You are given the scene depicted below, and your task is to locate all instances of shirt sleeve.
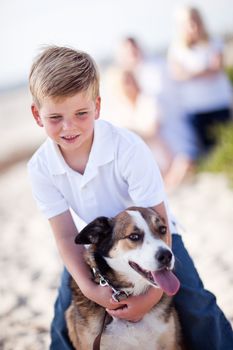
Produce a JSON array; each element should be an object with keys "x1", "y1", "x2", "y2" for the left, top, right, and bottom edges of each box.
[
  {"x1": 119, "y1": 138, "x2": 166, "y2": 207},
  {"x1": 27, "y1": 159, "x2": 69, "y2": 219}
]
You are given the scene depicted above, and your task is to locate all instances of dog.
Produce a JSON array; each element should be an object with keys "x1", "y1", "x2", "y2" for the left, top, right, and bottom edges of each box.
[{"x1": 66, "y1": 206, "x2": 184, "y2": 350}]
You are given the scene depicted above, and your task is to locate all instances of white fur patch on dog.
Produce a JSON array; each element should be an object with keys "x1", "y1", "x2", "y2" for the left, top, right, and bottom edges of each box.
[{"x1": 105, "y1": 209, "x2": 174, "y2": 295}]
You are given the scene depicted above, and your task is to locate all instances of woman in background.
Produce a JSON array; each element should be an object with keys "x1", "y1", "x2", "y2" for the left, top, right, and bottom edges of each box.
[
  {"x1": 168, "y1": 6, "x2": 232, "y2": 155},
  {"x1": 160, "y1": 5, "x2": 233, "y2": 190}
]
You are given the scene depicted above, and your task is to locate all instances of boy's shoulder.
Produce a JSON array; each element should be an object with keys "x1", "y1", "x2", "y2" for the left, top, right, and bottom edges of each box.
[
  {"x1": 27, "y1": 138, "x2": 55, "y2": 173},
  {"x1": 96, "y1": 120, "x2": 151, "y2": 166},
  {"x1": 97, "y1": 119, "x2": 144, "y2": 149}
]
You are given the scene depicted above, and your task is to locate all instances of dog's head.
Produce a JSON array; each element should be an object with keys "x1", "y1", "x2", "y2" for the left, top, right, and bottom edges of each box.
[{"x1": 75, "y1": 207, "x2": 180, "y2": 296}]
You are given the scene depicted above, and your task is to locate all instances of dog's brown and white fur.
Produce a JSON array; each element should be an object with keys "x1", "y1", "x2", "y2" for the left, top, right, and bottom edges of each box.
[{"x1": 66, "y1": 207, "x2": 184, "y2": 350}]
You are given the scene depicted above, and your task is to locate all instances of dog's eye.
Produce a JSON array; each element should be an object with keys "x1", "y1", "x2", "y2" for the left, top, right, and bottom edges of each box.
[
  {"x1": 128, "y1": 233, "x2": 142, "y2": 241},
  {"x1": 159, "y1": 225, "x2": 167, "y2": 235}
]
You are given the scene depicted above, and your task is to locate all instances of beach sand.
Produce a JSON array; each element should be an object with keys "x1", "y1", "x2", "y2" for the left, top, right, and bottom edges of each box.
[{"x1": 0, "y1": 88, "x2": 233, "y2": 349}]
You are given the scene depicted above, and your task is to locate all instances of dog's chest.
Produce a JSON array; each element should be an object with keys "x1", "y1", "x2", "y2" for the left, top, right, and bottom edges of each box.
[{"x1": 101, "y1": 309, "x2": 177, "y2": 350}]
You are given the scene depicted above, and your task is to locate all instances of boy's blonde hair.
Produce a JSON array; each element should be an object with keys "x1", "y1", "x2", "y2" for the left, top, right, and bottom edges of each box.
[{"x1": 29, "y1": 45, "x2": 100, "y2": 107}]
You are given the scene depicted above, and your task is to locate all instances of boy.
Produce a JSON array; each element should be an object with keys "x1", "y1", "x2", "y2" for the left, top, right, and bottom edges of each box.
[{"x1": 28, "y1": 46, "x2": 233, "y2": 349}]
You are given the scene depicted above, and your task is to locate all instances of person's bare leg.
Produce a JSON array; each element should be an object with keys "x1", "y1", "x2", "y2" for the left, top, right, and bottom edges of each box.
[{"x1": 164, "y1": 155, "x2": 195, "y2": 192}]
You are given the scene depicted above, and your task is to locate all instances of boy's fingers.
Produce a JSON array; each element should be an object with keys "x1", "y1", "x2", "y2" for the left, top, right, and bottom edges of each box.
[
  {"x1": 110, "y1": 297, "x2": 127, "y2": 305},
  {"x1": 106, "y1": 305, "x2": 127, "y2": 316},
  {"x1": 106, "y1": 308, "x2": 142, "y2": 322}
]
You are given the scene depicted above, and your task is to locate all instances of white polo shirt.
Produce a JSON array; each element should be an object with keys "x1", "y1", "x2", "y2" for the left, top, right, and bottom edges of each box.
[{"x1": 28, "y1": 120, "x2": 174, "y2": 231}]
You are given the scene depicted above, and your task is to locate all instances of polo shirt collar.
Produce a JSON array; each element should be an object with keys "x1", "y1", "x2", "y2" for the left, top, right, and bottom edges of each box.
[
  {"x1": 46, "y1": 120, "x2": 115, "y2": 179},
  {"x1": 88, "y1": 119, "x2": 114, "y2": 167},
  {"x1": 46, "y1": 138, "x2": 66, "y2": 175}
]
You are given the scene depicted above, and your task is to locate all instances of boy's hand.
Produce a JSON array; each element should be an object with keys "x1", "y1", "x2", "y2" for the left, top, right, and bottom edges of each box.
[
  {"x1": 106, "y1": 287, "x2": 163, "y2": 322},
  {"x1": 84, "y1": 283, "x2": 124, "y2": 311},
  {"x1": 83, "y1": 276, "x2": 164, "y2": 321}
]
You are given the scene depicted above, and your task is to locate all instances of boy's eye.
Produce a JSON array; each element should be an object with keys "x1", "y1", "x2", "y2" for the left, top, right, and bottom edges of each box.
[
  {"x1": 49, "y1": 115, "x2": 62, "y2": 121},
  {"x1": 76, "y1": 111, "x2": 87, "y2": 118}
]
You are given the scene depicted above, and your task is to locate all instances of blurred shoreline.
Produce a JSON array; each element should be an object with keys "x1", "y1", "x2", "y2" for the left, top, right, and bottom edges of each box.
[{"x1": 0, "y1": 88, "x2": 45, "y2": 172}]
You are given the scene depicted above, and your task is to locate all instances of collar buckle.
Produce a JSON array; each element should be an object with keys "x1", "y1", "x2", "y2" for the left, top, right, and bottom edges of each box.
[{"x1": 92, "y1": 267, "x2": 129, "y2": 302}]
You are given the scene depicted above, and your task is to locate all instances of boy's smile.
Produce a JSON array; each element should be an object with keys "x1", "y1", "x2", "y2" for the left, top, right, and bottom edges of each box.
[{"x1": 31, "y1": 91, "x2": 100, "y2": 164}]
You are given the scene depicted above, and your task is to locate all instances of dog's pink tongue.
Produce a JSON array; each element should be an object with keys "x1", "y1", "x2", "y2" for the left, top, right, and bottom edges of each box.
[{"x1": 151, "y1": 270, "x2": 180, "y2": 296}]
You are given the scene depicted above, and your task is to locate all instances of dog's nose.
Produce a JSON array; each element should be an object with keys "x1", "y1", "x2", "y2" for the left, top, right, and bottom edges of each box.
[{"x1": 155, "y1": 248, "x2": 172, "y2": 267}]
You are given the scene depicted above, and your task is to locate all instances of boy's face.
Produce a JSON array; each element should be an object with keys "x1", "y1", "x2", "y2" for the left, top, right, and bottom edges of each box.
[{"x1": 31, "y1": 91, "x2": 100, "y2": 156}]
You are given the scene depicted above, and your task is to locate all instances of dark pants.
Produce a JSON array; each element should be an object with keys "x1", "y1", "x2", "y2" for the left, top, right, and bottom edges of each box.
[
  {"x1": 50, "y1": 234, "x2": 233, "y2": 350},
  {"x1": 189, "y1": 107, "x2": 231, "y2": 154}
]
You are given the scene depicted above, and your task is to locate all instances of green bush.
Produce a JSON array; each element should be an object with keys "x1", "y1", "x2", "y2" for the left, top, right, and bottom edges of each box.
[
  {"x1": 225, "y1": 66, "x2": 233, "y2": 86},
  {"x1": 198, "y1": 123, "x2": 233, "y2": 185}
]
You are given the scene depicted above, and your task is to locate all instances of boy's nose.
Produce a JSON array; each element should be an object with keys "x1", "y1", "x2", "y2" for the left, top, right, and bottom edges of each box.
[{"x1": 62, "y1": 118, "x2": 74, "y2": 130}]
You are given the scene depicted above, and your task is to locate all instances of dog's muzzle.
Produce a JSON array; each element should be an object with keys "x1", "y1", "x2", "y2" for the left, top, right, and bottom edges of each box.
[{"x1": 129, "y1": 248, "x2": 180, "y2": 297}]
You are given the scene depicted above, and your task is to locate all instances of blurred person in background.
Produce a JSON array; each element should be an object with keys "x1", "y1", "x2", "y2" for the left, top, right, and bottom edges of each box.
[
  {"x1": 101, "y1": 36, "x2": 164, "y2": 124},
  {"x1": 101, "y1": 37, "x2": 175, "y2": 175},
  {"x1": 168, "y1": 5, "x2": 233, "y2": 158},
  {"x1": 152, "y1": 77, "x2": 200, "y2": 192},
  {"x1": 159, "y1": 5, "x2": 233, "y2": 191},
  {"x1": 101, "y1": 36, "x2": 200, "y2": 191},
  {"x1": 101, "y1": 68, "x2": 160, "y2": 142}
]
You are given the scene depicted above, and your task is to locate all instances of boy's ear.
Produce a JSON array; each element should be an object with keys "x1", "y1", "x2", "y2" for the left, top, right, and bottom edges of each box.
[
  {"x1": 94, "y1": 96, "x2": 101, "y2": 120},
  {"x1": 31, "y1": 103, "x2": 44, "y2": 127},
  {"x1": 75, "y1": 216, "x2": 113, "y2": 245}
]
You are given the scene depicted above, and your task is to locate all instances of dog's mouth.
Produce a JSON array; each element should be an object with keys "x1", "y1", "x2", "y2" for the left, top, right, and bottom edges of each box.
[{"x1": 128, "y1": 261, "x2": 180, "y2": 296}]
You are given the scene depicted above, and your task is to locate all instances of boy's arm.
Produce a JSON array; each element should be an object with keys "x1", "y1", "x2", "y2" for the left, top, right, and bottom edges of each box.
[
  {"x1": 49, "y1": 210, "x2": 119, "y2": 310},
  {"x1": 107, "y1": 201, "x2": 171, "y2": 322},
  {"x1": 169, "y1": 52, "x2": 223, "y2": 81}
]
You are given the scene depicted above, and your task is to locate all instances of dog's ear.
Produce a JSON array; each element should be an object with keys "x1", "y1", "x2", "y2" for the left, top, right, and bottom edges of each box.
[
  {"x1": 75, "y1": 216, "x2": 113, "y2": 245},
  {"x1": 149, "y1": 207, "x2": 167, "y2": 234}
]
